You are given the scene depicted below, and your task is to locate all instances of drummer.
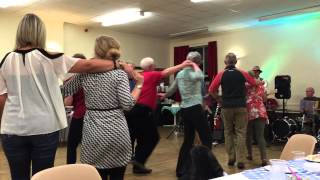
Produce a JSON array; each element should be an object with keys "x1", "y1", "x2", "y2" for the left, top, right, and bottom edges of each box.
[{"x1": 300, "y1": 87, "x2": 320, "y2": 136}]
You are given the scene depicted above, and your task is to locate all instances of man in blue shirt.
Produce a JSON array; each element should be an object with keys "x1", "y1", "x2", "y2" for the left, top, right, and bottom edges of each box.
[{"x1": 163, "y1": 51, "x2": 212, "y2": 178}]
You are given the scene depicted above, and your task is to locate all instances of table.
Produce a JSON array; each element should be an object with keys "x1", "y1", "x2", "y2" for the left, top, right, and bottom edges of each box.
[
  {"x1": 162, "y1": 105, "x2": 181, "y2": 125},
  {"x1": 212, "y1": 160, "x2": 320, "y2": 180},
  {"x1": 161, "y1": 105, "x2": 181, "y2": 138}
]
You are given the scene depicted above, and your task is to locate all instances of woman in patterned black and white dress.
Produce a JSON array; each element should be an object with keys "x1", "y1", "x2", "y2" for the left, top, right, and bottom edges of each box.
[{"x1": 63, "y1": 35, "x2": 143, "y2": 180}]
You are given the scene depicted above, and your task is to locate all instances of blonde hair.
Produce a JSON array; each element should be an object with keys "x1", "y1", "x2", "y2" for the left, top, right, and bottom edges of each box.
[
  {"x1": 94, "y1": 35, "x2": 120, "y2": 60},
  {"x1": 15, "y1": 13, "x2": 46, "y2": 49}
]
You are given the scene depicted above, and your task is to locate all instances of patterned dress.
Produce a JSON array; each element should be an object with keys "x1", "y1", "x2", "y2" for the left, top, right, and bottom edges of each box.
[
  {"x1": 246, "y1": 82, "x2": 268, "y2": 121},
  {"x1": 63, "y1": 69, "x2": 135, "y2": 169}
]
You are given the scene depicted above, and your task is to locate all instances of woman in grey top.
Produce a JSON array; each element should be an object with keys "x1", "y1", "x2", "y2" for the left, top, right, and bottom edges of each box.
[{"x1": 63, "y1": 35, "x2": 143, "y2": 180}]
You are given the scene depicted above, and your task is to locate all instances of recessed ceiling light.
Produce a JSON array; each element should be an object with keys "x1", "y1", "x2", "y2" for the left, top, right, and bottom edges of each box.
[
  {"x1": 93, "y1": 8, "x2": 152, "y2": 27},
  {"x1": 190, "y1": 0, "x2": 214, "y2": 3},
  {"x1": 0, "y1": 0, "x2": 38, "y2": 8}
]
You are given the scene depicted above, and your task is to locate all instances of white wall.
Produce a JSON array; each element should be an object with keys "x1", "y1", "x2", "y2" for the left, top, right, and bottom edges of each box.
[
  {"x1": 0, "y1": 14, "x2": 170, "y2": 69},
  {"x1": 170, "y1": 19, "x2": 320, "y2": 110},
  {"x1": 0, "y1": 15, "x2": 64, "y2": 57},
  {"x1": 63, "y1": 23, "x2": 170, "y2": 68}
]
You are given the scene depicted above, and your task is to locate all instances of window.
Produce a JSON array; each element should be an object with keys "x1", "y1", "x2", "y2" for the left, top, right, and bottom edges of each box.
[{"x1": 189, "y1": 45, "x2": 208, "y2": 78}]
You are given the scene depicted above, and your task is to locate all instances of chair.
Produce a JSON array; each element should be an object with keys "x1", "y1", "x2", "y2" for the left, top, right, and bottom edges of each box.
[
  {"x1": 31, "y1": 164, "x2": 102, "y2": 180},
  {"x1": 280, "y1": 134, "x2": 317, "y2": 160}
]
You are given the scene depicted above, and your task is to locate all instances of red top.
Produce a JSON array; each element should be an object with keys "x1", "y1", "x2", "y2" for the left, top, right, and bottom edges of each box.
[
  {"x1": 72, "y1": 88, "x2": 86, "y2": 119},
  {"x1": 209, "y1": 69, "x2": 256, "y2": 93},
  {"x1": 137, "y1": 71, "x2": 163, "y2": 110}
]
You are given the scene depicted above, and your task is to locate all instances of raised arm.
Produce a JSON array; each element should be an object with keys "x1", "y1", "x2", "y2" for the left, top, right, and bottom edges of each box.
[
  {"x1": 208, "y1": 72, "x2": 223, "y2": 102},
  {"x1": 62, "y1": 75, "x2": 82, "y2": 97},
  {"x1": 116, "y1": 70, "x2": 142, "y2": 111},
  {"x1": 189, "y1": 63, "x2": 204, "y2": 81},
  {"x1": 69, "y1": 59, "x2": 116, "y2": 73},
  {"x1": 240, "y1": 70, "x2": 258, "y2": 86},
  {"x1": 160, "y1": 60, "x2": 192, "y2": 78}
]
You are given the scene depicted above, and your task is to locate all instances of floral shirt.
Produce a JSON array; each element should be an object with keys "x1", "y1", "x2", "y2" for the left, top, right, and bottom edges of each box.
[{"x1": 246, "y1": 82, "x2": 268, "y2": 121}]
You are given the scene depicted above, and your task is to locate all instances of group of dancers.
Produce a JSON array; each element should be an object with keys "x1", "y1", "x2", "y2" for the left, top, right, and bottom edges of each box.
[{"x1": 4, "y1": 12, "x2": 314, "y2": 180}]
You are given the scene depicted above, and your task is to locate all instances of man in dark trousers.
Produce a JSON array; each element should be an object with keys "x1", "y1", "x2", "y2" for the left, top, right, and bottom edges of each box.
[
  {"x1": 209, "y1": 53, "x2": 258, "y2": 169},
  {"x1": 126, "y1": 57, "x2": 192, "y2": 174}
]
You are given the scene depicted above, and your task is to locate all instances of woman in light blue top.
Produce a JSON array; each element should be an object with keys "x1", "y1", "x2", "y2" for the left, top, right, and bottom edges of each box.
[{"x1": 163, "y1": 51, "x2": 213, "y2": 178}]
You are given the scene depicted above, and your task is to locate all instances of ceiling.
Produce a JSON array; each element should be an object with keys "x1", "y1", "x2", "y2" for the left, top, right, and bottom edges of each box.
[{"x1": 1, "y1": 0, "x2": 320, "y2": 38}]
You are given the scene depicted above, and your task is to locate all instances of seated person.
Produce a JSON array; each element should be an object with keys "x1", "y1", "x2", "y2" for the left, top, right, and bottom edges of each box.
[{"x1": 300, "y1": 87, "x2": 320, "y2": 135}]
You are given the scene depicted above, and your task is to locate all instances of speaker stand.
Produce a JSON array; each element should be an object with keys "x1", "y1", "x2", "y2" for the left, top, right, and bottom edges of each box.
[{"x1": 282, "y1": 98, "x2": 285, "y2": 118}]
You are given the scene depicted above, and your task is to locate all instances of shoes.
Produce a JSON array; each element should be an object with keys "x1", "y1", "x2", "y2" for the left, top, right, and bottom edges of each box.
[
  {"x1": 261, "y1": 159, "x2": 268, "y2": 166},
  {"x1": 227, "y1": 160, "x2": 235, "y2": 166},
  {"x1": 133, "y1": 166, "x2": 152, "y2": 174},
  {"x1": 176, "y1": 172, "x2": 183, "y2": 178},
  {"x1": 132, "y1": 160, "x2": 152, "y2": 174},
  {"x1": 247, "y1": 155, "x2": 253, "y2": 161},
  {"x1": 237, "y1": 162, "x2": 245, "y2": 169}
]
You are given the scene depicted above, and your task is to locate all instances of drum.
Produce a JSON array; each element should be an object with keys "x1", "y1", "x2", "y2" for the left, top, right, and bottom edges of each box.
[{"x1": 272, "y1": 117, "x2": 297, "y2": 138}]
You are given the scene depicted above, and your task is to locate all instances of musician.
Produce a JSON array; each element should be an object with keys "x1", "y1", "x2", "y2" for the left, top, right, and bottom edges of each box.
[
  {"x1": 300, "y1": 87, "x2": 320, "y2": 136},
  {"x1": 245, "y1": 69, "x2": 268, "y2": 166}
]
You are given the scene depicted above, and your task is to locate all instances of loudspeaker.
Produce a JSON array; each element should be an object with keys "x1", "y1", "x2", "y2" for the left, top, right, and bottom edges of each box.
[{"x1": 275, "y1": 75, "x2": 291, "y2": 99}]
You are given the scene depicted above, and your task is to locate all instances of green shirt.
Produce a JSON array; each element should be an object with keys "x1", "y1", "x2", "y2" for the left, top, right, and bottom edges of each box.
[{"x1": 166, "y1": 67, "x2": 204, "y2": 108}]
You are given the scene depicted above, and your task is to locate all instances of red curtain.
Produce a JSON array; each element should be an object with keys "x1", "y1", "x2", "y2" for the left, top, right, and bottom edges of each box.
[
  {"x1": 173, "y1": 46, "x2": 189, "y2": 101},
  {"x1": 174, "y1": 46, "x2": 189, "y2": 65},
  {"x1": 207, "y1": 41, "x2": 218, "y2": 79}
]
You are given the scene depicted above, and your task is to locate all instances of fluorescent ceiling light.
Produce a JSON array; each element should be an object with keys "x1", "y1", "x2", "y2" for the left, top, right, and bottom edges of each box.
[
  {"x1": 0, "y1": 0, "x2": 38, "y2": 8},
  {"x1": 258, "y1": 4, "x2": 320, "y2": 21},
  {"x1": 191, "y1": 0, "x2": 213, "y2": 3},
  {"x1": 93, "y1": 8, "x2": 152, "y2": 27},
  {"x1": 169, "y1": 27, "x2": 208, "y2": 37}
]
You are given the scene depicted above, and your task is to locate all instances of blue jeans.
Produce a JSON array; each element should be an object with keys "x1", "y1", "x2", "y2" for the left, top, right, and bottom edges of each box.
[{"x1": 1, "y1": 131, "x2": 59, "y2": 180}]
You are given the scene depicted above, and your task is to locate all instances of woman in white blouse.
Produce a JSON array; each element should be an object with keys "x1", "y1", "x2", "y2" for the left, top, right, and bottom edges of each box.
[{"x1": 0, "y1": 13, "x2": 130, "y2": 180}]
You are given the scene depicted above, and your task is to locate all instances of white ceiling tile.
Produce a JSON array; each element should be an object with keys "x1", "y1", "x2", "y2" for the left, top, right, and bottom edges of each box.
[{"x1": 1, "y1": 0, "x2": 319, "y2": 37}]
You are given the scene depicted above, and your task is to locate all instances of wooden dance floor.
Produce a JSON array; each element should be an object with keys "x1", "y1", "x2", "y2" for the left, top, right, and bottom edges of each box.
[{"x1": 0, "y1": 127, "x2": 283, "y2": 180}]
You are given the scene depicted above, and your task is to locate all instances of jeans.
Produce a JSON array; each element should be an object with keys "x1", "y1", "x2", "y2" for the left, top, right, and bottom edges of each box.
[{"x1": 1, "y1": 131, "x2": 59, "y2": 180}]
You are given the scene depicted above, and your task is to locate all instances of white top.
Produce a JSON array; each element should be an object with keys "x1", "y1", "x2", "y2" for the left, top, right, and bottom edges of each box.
[{"x1": 0, "y1": 48, "x2": 78, "y2": 135}]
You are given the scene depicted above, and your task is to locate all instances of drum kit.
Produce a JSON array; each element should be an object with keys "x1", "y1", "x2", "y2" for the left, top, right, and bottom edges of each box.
[
  {"x1": 265, "y1": 97, "x2": 303, "y2": 141},
  {"x1": 271, "y1": 116, "x2": 300, "y2": 139},
  {"x1": 266, "y1": 98, "x2": 320, "y2": 142},
  {"x1": 208, "y1": 97, "x2": 319, "y2": 145}
]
